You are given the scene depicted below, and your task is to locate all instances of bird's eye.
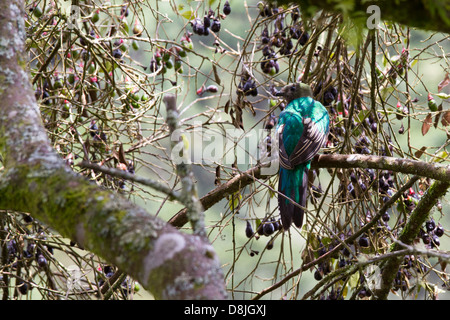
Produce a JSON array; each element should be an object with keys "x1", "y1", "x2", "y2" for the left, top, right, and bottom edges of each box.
[{"x1": 290, "y1": 86, "x2": 295, "y2": 91}]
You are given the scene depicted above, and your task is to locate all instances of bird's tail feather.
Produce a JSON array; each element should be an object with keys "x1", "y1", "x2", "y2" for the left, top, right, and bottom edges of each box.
[{"x1": 278, "y1": 167, "x2": 308, "y2": 229}]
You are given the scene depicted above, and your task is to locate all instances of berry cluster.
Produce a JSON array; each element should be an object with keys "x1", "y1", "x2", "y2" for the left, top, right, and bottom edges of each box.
[
  {"x1": 236, "y1": 73, "x2": 258, "y2": 97},
  {"x1": 311, "y1": 236, "x2": 354, "y2": 300},
  {"x1": 402, "y1": 187, "x2": 420, "y2": 212},
  {"x1": 419, "y1": 218, "x2": 444, "y2": 248},
  {"x1": 260, "y1": 40, "x2": 280, "y2": 75},
  {"x1": 365, "y1": 113, "x2": 379, "y2": 135},
  {"x1": 354, "y1": 135, "x2": 371, "y2": 155},
  {"x1": 245, "y1": 217, "x2": 281, "y2": 254},
  {"x1": 313, "y1": 82, "x2": 338, "y2": 107},
  {"x1": 257, "y1": 4, "x2": 309, "y2": 75},
  {"x1": 4, "y1": 220, "x2": 56, "y2": 295},
  {"x1": 190, "y1": 4, "x2": 228, "y2": 37},
  {"x1": 392, "y1": 254, "x2": 429, "y2": 293},
  {"x1": 256, "y1": 218, "x2": 281, "y2": 237},
  {"x1": 245, "y1": 218, "x2": 281, "y2": 239}
]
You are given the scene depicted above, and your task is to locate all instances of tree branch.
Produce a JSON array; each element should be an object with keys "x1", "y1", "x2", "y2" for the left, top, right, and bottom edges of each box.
[
  {"x1": 169, "y1": 154, "x2": 450, "y2": 228},
  {"x1": 163, "y1": 94, "x2": 206, "y2": 238},
  {"x1": 79, "y1": 161, "x2": 181, "y2": 202}
]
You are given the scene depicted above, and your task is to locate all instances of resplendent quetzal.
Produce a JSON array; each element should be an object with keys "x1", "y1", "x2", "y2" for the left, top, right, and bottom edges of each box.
[{"x1": 275, "y1": 83, "x2": 330, "y2": 229}]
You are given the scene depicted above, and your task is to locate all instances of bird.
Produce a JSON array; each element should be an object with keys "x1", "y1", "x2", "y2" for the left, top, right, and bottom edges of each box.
[{"x1": 275, "y1": 83, "x2": 330, "y2": 230}]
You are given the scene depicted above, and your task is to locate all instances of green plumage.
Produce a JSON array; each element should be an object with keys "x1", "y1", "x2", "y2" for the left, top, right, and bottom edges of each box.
[{"x1": 277, "y1": 84, "x2": 330, "y2": 229}]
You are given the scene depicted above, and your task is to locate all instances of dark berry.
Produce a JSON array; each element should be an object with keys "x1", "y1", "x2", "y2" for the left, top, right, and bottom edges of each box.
[
  {"x1": 370, "y1": 122, "x2": 378, "y2": 134},
  {"x1": 264, "y1": 113, "x2": 276, "y2": 130},
  {"x1": 223, "y1": 1, "x2": 231, "y2": 15},
  {"x1": 425, "y1": 219, "x2": 436, "y2": 232},
  {"x1": 314, "y1": 269, "x2": 323, "y2": 281},
  {"x1": 37, "y1": 254, "x2": 47, "y2": 268},
  {"x1": 89, "y1": 120, "x2": 99, "y2": 137},
  {"x1": 291, "y1": 8, "x2": 300, "y2": 21},
  {"x1": 359, "y1": 236, "x2": 369, "y2": 247},
  {"x1": 342, "y1": 247, "x2": 351, "y2": 257},
  {"x1": 316, "y1": 243, "x2": 326, "y2": 256},
  {"x1": 435, "y1": 225, "x2": 444, "y2": 237},
  {"x1": 311, "y1": 185, "x2": 323, "y2": 198},
  {"x1": 206, "y1": 85, "x2": 218, "y2": 93},
  {"x1": 17, "y1": 281, "x2": 28, "y2": 295},
  {"x1": 348, "y1": 183, "x2": 356, "y2": 198},
  {"x1": 103, "y1": 265, "x2": 113, "y2": 274},
  {"x1": 211, "y1": 19, "x2": 221, "y2": 32},
  {"x1": 256, "y1": 223, "x2": 264, "y2": 236},
  {"x1": 262, "y1": 222, "x2": 275, "y2": 236},
  {"x1": 195, "y1": 24, "x2": 205, "y2": 35},
  {"x1": 323, "y1": 91, "x2": 335, "y2": 106},
  {"x1": 422, "y1": 232, "x2": 431, "y2": 245},
  {"x1": 299, "y1": 32, "x2": 309, "y2": 46},
  {"x1": 266, "y1": 238, "x2": 274, "y2": 250},
  {"x1": 272, "y1": 219, "x2": 281, "y2": 231},
  {"x1": 7, "y1": 240, "x2": 17, "y2": 256},
  {"x1": 203, "y1": 16, "x2": 211, "y2": 28},
  {"x1": 245, "y1": 221, "x2": 254, "y2": 238},
  {"x1": 121, "y1": 5, "x2": 129, "y2": 17},
  {"x1": 149, "y1": 58, "x2": 158, "y2": 72},
  {"x1": 431, "y1": 235, "x2": 440, "y2": 247}
]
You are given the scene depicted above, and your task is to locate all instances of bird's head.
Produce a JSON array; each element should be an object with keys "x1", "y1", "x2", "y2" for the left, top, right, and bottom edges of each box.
[{"x1": 275, "y1": 83, "x2": 312, "y2": 103}]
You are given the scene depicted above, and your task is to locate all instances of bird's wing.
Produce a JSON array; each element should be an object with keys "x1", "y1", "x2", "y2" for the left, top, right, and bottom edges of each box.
[
  {"x1": 278, "y1": 126, "x2": 295, "y2": 170},
  {"x1": 288, "y1": 117, "x2": 328, "y2": 167}
]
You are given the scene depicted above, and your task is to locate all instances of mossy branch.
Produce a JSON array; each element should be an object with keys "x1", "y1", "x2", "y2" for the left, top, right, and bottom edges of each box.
[
  {"x1": 374, "y1": 179, "x2": 450, "y2": 300},
  {"x1": 0, "y1": 0, "x2": 226, "y2": 300}
]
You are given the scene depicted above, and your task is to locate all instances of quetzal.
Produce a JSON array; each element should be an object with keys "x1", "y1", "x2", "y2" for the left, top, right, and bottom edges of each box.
[{"x1": 275, "y1": 83, "x2": 330, "y2": 229}]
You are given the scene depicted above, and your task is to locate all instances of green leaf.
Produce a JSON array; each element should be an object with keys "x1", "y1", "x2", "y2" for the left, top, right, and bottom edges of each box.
[
  {"x1": 321, "y1": 237, "x2": 332, "y2": 247},
  {"x1": 433, "y1": 150, "x2": 448, "y2": 162},
  {"x1": 357, "y1": 109, "x2": 371, "y2": 123},
  {"x1": 348, "y1": 272, "x2": 360, "y2": 288},
  {"x1": 181, "y1": 10, "x2": 194, "y2": 20},
  {"x1": 380, "y1": 86, "x2": 394, "y2": 100}
]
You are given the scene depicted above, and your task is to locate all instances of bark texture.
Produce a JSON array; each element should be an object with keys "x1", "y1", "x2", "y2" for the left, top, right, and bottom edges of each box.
[{"x1": 0, "y1": 0, "x2": 227, "y2": 300}]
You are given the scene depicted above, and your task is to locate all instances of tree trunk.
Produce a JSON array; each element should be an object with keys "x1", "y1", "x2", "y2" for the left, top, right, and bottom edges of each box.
[{"x1": 0, "y1": 0, "x2": 227, "y2": 300}]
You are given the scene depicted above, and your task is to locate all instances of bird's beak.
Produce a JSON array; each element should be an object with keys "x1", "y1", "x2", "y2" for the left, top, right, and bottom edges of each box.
[{"x1": 274, "y1": 89, "x2": 284, "y2": 97}]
